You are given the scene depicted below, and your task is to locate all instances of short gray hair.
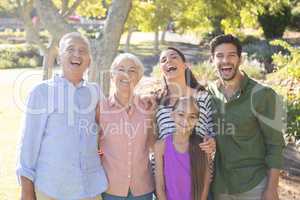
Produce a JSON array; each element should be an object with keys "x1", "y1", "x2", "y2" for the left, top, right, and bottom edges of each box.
[
  {"x1": 59, "y1": 32, "x2": 91, "y2": 55},
  {"x1": 111, "y1": 53, "x2": 144, "y2": 79}
]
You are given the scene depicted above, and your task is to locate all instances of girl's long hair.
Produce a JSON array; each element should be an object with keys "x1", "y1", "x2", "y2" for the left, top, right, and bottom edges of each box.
[
  {"x1": 156, "y1": 47, "x2": 205, "y2": 106},
  {"x1": 189, "y1": 130, "x2": 208, "y2": 200}
]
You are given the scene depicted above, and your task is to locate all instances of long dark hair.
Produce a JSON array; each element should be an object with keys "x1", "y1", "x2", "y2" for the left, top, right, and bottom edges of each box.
[
  {"x1": 189, "y1": 131, "x2": 208, "y2": 200},
  {"x1": 156, "y1": 47, "x2": 205, "y2": 106}
]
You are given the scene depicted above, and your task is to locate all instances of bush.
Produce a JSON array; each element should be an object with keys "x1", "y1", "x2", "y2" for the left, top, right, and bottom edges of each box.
[
  {"x1": 240, "y1": 54, "x2": 266, "y2": 80},
  {"x1": 290, "y1": 13, "x2": 300, "y2": 31},
  {"x1": 289, "y1": 5, "x2": 300, "y2": 31},
  {"x1": 241, "y1": 35, "x2": 261, "y2": 45},
  {"x1": 258, "y1": 5, "x2": 292, "y2": 39},
  {"x1": 268, "y1": 40, "x2": 300, "y2": 142},
  {"x1": 243, "y1": 40, "x2": 288, "y2": 73},
  {"x1": 0, "y1": 44, "x2": 42, "y2": 69},
  {"x1": 191, "y1": 61, "x2": 217, "y2": 85},
  {"x1": 287, "y1": 94, "x2": 300, "y2": 141},
  {"x1": 271, "y1": 39, "x2": 300, "y2": 79}
]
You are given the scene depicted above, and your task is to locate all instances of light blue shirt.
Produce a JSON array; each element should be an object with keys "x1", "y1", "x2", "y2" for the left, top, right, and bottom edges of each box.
[{"x1": 17, "y1": 75, "x2": 107, "y2": 199}]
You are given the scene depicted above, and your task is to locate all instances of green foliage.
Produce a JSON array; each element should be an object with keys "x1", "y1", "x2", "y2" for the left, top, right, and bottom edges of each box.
[
  {"x1": 287, "y1": 94, "x2": 300, "y2": 141},
  {"x1": 126, "y1": 0, "x2": 185, "y2": 33},
  {"x1": 242, "y1": 39, "x2": 289, "y2": 72},
  {"x1": 175, "y1": 0, "x2": 213, "y2": 34},
  {"x1": 0, "y1": 0, "x2": 16, "y2": 17},
  {"x1": 132, "y1": 1, "x2": 157, "y2": 32},
  {"x1": 240, "y1": 57, "x2": 266, "y2": 80},
  {"x1": 52, "y1": 0, "x2": 107, "y2": 18},
  {"x1": 174, "y1": 0, "x2": 294, "y2": 39},
  {"x1": 243, "y1": 41, "x2": 273, "y2": 62},
  {"x1": 258, "y1": 5, "x2": 292, "y2": 39},
  {"x1": 0, "y1": 44, "x2": 42, "y2": 69},
  {"x1": 271, "y1": 39, "x2": 300, "y2": 79},
  {"x1": 289, "y1": 3, "x2": 300, "y2": 30},
  {"x1": 76, "y1": 0, "x2": 107, "y2": 18},
  {"x1": 191, "y1": 62, "x2": 217, "y2": 83},
  {"x1": 266, "y1": 39, "x2": 300, "y2": 141}
]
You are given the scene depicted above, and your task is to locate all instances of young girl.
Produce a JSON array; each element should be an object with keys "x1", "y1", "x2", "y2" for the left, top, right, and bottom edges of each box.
[{"x1": 154, "y1": 96, "x2": 210, "y2": 200}]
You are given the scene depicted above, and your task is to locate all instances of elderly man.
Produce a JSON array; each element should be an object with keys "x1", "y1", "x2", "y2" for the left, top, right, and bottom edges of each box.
[{"x1": 17, "y1": 32, "x2": 107, "y2": 200}]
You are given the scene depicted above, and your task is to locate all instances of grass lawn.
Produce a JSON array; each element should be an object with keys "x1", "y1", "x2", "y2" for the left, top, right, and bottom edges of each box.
[{"x1": 0, "y1": 68, "x2": 42, "y2": 199}]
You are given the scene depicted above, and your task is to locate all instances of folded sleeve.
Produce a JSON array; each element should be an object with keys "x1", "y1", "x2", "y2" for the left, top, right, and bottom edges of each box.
[
  {"x1": 16, "y1": 86, "x2": 48, "y2": 183},
  {"x1": 255, "y1": 87, "x2": 286, "y2": 169}
]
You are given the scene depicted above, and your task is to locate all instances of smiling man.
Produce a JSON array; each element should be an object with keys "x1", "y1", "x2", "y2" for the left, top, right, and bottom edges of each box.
[
  {"x1": 17, "y1": 32, "x2": 107, "y2": 200},
  {"x1": 208, "y1": 34, "x2": 285, "y2": 200}
]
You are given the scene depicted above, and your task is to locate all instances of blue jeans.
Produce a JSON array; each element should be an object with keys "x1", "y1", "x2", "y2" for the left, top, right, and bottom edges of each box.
[
  {"x1": 208, "y1": 191, "x2": 214, "y2": 200},
  {"x1": 102, "y1": 191, "x2": 153, "y2": 200}
]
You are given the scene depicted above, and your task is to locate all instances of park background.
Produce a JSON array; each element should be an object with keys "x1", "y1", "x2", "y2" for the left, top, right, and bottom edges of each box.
[{"x1": 0, "y1": 0, "x2": 299, "y2": 199}]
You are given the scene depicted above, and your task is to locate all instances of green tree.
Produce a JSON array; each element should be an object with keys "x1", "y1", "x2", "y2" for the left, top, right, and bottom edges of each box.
[
  {"x1": 123, "y1": 0, "x2": 144, "y2": 52},
  {"x1": 173, "y1": 0, "x2": 294, "y2": 39},
  {"x1": 14, "y1": 0, "x2": 131, "y2": 95},
  {"x1": 0, "y1": 0, "x2": 16, "y2": 17}
]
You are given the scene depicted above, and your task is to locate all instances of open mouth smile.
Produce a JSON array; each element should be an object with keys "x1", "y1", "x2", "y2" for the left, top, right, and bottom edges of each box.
[
  {"x1": 70, "y1": 60, "x2": 81, "y2": 68},
  {"x1": 167, "y1": 66, "x2": 177, "y2": 72}
]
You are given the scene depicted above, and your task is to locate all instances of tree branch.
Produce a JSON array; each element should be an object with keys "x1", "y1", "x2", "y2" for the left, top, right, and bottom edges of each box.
[
  {"x1": 62, "y1": 0, "x2": 81, "y2": 18},
  {"x1": 61, "y1": 0, "x2": 69, "y2": 16},
  {"x1": 16, "y1": 0, "x2": 47, "y2": 53},
  {"x1": 92, "y1": 0, "x2": 132, "y2": 95},
  {"x1": 34, "y1": 0, "x2": 75, "y2": 40}
]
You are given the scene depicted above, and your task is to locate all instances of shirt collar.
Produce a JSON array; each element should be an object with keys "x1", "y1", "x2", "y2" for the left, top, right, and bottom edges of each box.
[
  {"x1": 239, "y1": 71, "x2": 249, "y2": 94},
  {"x1": 108, "y1": 93, "x2": 140, "y2": 110},
  {"x1": 215, "y1": 71, "x2": 249, "y2": 102},
  {"x1": 54, "y1": 74, "x2": 87, "y2": 88}
]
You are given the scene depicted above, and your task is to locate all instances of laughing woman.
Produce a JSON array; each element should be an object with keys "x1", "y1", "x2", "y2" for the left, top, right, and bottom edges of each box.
[
  {"x1": 96, "y1": 53, "x2": 155, "y2": 200},
  {"x1": 155, "y1": 47, "x2": 216, "y2": 156}
]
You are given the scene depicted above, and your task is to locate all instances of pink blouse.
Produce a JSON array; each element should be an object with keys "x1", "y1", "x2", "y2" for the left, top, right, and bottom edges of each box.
[{"x1": 98, "y1": 95, "x2": 154, "y2": 196}]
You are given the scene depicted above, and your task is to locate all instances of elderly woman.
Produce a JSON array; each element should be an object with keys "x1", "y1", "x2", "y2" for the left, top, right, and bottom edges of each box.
[{"x1": 96, "y1": 53, "x2": 155, "y2": 200}]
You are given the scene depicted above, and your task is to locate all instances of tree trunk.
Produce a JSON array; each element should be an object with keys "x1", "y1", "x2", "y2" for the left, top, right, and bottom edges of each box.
[
  {"x1": 34, "y1": 0, "x2": 76, "y2": 80},
  {"x1": 91, "y1": 0, "x2": 132, "y2": 96},
  {"x1": 160, "y1": 28, "x2": 167, "y2": 45},
  {"x1": 211, "y1": 16, "x2": 224, "y2": 36},
  {"x1": 154, "y1": 28, "x2": 159, "y2": 53},
  {"x1": 42, "y1": 40, "x2": 58, "y2": 80},
  {"x1": 125, "y1": 29, "x2": 133, "y2": 52},
  {"x1": 35, "y1": 0, "x2": 75, "y2": 39}
]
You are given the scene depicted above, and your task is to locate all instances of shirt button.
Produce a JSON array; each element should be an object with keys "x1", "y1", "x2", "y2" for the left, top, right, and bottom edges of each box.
[{"x1": 128, "y1": 175, "x2": 131, "y2": 178}]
